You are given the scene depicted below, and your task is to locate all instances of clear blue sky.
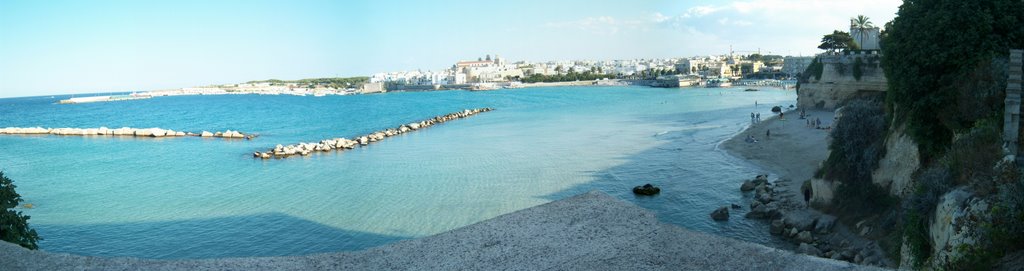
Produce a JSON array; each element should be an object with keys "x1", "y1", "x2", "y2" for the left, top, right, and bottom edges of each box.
[{"x1": 0, "y1": 0, "x2": 900, "y2": 98}]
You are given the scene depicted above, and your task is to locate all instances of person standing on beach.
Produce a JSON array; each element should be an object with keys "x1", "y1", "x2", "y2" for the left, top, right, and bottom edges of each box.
[
  {"x1": 766, "y1": 129, "x2": 770, "y2": 139},
  {"x1": 751, "y1": 112, "x2": 755, "y2": 123},
  {"x1": 756, "y1": 113, "x2": 761, "y2": 122},
  {"x1": 803, "y1": 187, "x2": 812, "y2": 207}
]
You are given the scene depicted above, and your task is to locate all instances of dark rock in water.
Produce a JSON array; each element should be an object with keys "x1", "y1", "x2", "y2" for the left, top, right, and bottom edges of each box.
[
  {"x1": 731, "y1": 203, "x2": 741, "y2": 209},
  {"x1": 710, "y1": 206, "x2": 730, "y2": 221},
  {"x1": 752, "y1": 175, "x2": 769, "y2": 185},
  {"x1": 740, "y1": 180, "x2": 756, "y2": 192},
  {"x1": 771, "y1": 106, "x2": 782, "y2": 113},
  {"x1": 632, "y1": 184, "x2": 661, "y2": 196}
]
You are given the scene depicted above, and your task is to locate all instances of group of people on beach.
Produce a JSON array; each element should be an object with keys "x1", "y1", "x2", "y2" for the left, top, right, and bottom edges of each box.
[
  {"x1": 798, "y1": 109, "x2": 831, "y2": 130},
  {"x1": 806, "y1": 117, "x2": 823, "y2": 128}
]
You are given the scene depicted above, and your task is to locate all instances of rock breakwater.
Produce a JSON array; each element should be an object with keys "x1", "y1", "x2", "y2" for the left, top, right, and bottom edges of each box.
[
  {"x1": 0, "y1": 127, "x2": 252, "y2": 139},
  {"x1": 254, "y1": 108, "x2": 493, "y2": 159}
]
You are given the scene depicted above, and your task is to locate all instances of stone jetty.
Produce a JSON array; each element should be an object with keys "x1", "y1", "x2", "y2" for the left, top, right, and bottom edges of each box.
[
  {"x1": 254, "y1": 108, "x2": 493, "y2": 159},
  {"x1": 0, "y1": 127, "x2": 252, "y2": 139}
]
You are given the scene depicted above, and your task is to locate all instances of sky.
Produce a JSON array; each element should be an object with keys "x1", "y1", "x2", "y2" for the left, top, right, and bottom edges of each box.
[{"x1": 0, "y1": 0, "x2": 902, "y2": 98}]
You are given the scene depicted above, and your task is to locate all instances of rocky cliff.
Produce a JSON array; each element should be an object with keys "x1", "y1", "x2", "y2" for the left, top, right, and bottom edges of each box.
[{"x1": 797, "y1": 53, "x2": 887, "y2": 110}]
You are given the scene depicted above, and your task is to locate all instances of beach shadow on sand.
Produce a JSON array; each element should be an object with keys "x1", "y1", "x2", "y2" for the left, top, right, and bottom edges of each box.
[{"x1": 35, "y1": 213, "x2": 410, "y2": 259}]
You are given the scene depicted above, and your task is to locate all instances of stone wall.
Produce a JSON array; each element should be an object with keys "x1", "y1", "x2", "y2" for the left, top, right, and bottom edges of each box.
[
  {"x1": 1005, "y1": 49, "x2": 1023, "y2": 159},
  {"x1": 797, "y1": 53, "x2": 888, "y2": 110}
]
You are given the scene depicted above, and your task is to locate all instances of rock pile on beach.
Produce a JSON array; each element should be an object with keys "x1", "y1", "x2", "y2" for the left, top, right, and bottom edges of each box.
[
  {"x1": 253, "y1": 108, "x2": 494, "y2": 159},
  {"x1": 738, "y1": 174, "x2": 887, "y2": 266},
  {"x1": 0, "y1": 127, "x2": 250, "y2": 139},
  {"x1": 742, "y1": 175, "x2": 782, "y2": 219}
]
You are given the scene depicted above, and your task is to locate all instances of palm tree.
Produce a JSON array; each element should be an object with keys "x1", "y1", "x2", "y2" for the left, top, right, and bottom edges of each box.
[{"x1": 851, "y1": 15, "x2": 873, "y2": 50}]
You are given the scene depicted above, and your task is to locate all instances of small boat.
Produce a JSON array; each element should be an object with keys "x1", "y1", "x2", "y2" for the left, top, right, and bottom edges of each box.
[
  {"x1": 705, "y1": 79, "x2": 732, "y2": 88},
  {"x1": 744, "y1": 88, "x2": 759, "y2": 92}
]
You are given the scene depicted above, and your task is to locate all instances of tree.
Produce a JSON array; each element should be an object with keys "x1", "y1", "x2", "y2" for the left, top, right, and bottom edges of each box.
[
  {"x1": 882, "y1": 0, "x2": 1024, "y2": 158},
  {"x1": 818, "y1": 30, "x2": 859, "y2": 54},
  {"x1": 0, "y1": 171, "x2": 39, "y2": 250},
  {"x1": 851, "y1": 15, "x2": 874, "y2": 50}
]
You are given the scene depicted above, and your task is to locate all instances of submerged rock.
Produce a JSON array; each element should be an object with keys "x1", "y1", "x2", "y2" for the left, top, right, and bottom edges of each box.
[{"x1": 632, "y1": 184, "x2": 661, "y2": 196}]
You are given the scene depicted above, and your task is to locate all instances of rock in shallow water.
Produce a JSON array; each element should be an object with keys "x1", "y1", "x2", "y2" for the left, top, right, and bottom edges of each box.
[
  {"x1": 710, "y1": 206, "x2": 729, "y2": 221},
  {"x1": 632, "y1": 184, "x2": 661, "y2": 196},
  {"x1": 740, "y1": 180, "x2": 756, "y2": 191}
]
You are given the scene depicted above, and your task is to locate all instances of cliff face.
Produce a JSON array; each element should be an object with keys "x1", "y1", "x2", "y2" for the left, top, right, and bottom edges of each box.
[
  {"x1": 797, "y1": 53, "x2": 888, "y2": 110},
  {"x1": 872, "y1": 123, "x2": 921, "y2": 197}
]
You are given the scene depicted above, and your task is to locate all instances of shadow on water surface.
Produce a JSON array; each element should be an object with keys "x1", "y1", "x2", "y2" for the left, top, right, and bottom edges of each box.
[{"x1": 37, "y1": 213, "x2": 410, "y2": 259}]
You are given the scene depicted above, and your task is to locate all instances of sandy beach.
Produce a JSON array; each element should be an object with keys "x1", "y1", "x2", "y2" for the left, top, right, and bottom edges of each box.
[
  {"x1": 720, "y1": 109, "x2": 834, "y2": 208},
  {"x1": 720, "y1": 109, "x2": 895, "y2": 267}
]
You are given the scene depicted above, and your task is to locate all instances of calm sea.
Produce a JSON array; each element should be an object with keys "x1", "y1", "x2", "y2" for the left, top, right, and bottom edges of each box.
[{"x1": 0, "y1": 86, "x2": 795, "y2": 259}]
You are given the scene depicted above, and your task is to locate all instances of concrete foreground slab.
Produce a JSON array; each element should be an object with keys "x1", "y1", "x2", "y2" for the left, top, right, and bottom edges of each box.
[{"x1": 0, "y1": 191, "x2": 884, "y2": 270}]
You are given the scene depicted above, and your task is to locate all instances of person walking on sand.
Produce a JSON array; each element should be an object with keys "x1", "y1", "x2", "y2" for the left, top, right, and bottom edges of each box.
[{"x1": 756, "y1": 113, "x2": 761, "y2": 123}]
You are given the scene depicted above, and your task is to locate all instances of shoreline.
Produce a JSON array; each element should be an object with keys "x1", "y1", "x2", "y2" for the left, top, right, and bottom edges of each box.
[{"x1": 719, "y1": 108, "x2": 894, "y2": 267}]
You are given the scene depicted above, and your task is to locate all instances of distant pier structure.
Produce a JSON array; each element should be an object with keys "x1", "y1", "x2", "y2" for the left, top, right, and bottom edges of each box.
[{"x1": 1005, "y1": 49, "x2": 1023, "y2": 160}]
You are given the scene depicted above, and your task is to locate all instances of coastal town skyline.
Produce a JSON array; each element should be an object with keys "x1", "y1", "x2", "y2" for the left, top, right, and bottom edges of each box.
[{"x1": 0, "y1": 0, "x2": 900, "y2": 98}]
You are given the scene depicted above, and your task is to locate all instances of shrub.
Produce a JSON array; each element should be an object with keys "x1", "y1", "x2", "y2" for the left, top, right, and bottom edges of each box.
[
  {"x1": 853, "y1": 57, "x2": 864, "y2": 81},
  {"x1": 0, "y1": 171, "x2": 39, "y2": 250},
  {"x1": 800, "y1": 57, "x2": 824, "y2": 83},
  {"x1": 942, "y1": 120, "x2": 1003, "y2": 189},
  {"x1": 901, "y1": 165, "x2": 953, "y2": 267},
  {"x1": 881, "y1": 0, "x2": 1024, "y2": 160},
  {"x1": 825, "y1": 99, "x2": 894, "y2": 214}
]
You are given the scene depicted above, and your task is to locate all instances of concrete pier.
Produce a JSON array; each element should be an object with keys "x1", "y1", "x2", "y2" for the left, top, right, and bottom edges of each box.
[
  {"x1": 0, "y1": 127, "x2": 251, "y2": 139},
  {"x1": 254, "y1": 108, "x2": 493, "y2": 159}
]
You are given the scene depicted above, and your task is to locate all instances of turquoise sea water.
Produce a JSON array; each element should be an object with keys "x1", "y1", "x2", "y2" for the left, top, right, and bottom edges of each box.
[{"x1": 0, "y1": 86, "x2": 795, "y2": 259}]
